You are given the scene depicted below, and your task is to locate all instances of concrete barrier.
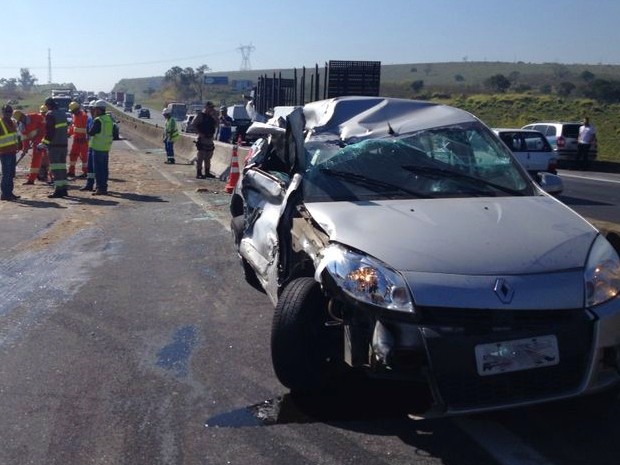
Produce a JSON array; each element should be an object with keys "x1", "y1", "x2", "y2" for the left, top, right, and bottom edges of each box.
[{"x1": 112, "y1": 108, "x2": 250, "y2": 179}]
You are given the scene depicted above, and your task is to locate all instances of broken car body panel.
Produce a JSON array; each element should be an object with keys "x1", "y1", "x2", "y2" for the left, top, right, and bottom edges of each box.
[{"x1": 230, "y1": 96, "x2": 620, "y2": 415}]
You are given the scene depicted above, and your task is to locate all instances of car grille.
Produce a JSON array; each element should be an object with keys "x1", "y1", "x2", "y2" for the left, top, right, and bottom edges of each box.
[{"x1": 422, "y1": 308, "x2": 593, "y2": 410}]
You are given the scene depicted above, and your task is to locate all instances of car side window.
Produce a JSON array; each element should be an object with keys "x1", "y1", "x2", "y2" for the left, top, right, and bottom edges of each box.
[
  {"x1": 524, "y1": 133, "x2": 547, "y2": 151},
  {"x1": 546, "y1": 126, "x2": 556, "y2": 137}
]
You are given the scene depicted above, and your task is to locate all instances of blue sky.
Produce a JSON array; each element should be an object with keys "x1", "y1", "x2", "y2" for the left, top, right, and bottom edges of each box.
[{"x1": 4, "y1": 0, "x2": 620, "y2": 92}]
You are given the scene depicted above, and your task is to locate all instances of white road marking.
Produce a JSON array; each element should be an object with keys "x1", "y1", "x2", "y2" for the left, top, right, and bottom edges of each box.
[
  {"x1": 454, "y1": 417, "x2": 557, "y2": 465},
  {"x1": 122, "y1": 139, "x2": 139, "y2": 152},
  {"x1": 559, "y1": 172, "x2": 620, "y2": 184}
]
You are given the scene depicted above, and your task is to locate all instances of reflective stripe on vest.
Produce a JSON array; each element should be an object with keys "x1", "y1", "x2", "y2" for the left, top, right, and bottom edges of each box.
[
  {"x1": 89, "y1": 114, "x2": 113, "y2": 151},
  {"x1": 0, "y1": 119, "x2": 18, "y2": 149}
]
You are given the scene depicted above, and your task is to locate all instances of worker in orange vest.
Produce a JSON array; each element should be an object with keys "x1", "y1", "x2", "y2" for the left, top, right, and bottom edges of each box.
[
  {"x1": 13, "y1": 109, "x2": 48, "y2": 185},
  {"x1": 67, "y1": 101, "x2": 88, "y2": 177}
]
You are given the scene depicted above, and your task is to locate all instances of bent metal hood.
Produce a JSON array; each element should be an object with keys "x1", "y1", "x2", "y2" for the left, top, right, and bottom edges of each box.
[
  {"x1": 306, "y1": 196, "x2": 597, "y2": 276},
  {"x1": 307, "y1": 196, "x2": 598, "y2": 309}
]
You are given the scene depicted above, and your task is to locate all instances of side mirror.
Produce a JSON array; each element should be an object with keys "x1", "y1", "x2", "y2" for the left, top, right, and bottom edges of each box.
[{"x1": 537, "y1": 172, "x2": 563, "y2": 195}]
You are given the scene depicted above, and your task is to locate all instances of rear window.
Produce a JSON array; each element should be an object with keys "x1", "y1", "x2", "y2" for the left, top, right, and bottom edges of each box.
[{"x1": 562, "y1": 124, "x2": 580, "y2": 138}]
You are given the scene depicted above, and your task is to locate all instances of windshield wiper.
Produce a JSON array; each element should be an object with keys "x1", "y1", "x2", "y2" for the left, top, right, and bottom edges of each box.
[
  {"x1": 401, "y1": 165, "x2": 526, "y2": 196},
  {"x1": 318, "y1": 167, "x2": 432, "y2": 198}
]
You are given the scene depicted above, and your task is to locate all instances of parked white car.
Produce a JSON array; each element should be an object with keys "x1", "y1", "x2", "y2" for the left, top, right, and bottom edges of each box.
[{"x1": 493, "y1": 128, "x2": 562, "y2": 194}]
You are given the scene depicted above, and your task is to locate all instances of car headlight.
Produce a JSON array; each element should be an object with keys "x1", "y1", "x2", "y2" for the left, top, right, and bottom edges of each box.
[
  {"x1": 585, "y1": 235, "x2": 620, "y2": 307},
  {"x1": 319, "y1": 244, "x2": 415, "y2": 314}
]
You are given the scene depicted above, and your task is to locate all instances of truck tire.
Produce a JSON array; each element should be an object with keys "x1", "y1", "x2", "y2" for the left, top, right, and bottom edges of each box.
[{"x1": 271, "y1": 277, "x2": 343, "y2": 392}]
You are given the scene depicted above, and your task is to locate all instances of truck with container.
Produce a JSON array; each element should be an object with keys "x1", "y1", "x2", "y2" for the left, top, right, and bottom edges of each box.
[
  {"x1": 114, "y1": 91, "x2": 125, "y2": 106},
  {"x1": 123, "y1": 93, "x2": 135, "y2": 112},
  {"x1": 165, "y1": 102, "x2": 188, "y2": 121}
]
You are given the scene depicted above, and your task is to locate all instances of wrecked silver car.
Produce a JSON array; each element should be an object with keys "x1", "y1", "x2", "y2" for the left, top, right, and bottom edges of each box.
[{"x1": 229, "y1": 96, "x2": 620, "y2": 416}]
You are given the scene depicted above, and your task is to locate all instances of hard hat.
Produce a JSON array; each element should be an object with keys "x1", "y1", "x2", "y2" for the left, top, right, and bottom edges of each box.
[
  {"x1": 162, "y1": 107, "x2": 171, "y2": 115},
  {"x1": 12, "y1": 110, "x2": 24, "y2": 121},
  {"x1": 68, "y1": 101, "x2": 80, "y2": 112},
  {"x1": 219, "y1": 106, "x2": 226, "y2": 111},
  {"x1": 93, "y1": 100, "x2": 107, "y2": 109},
  {"x1": 40, "y1": 104, "x2": 48, "y2": 113}
]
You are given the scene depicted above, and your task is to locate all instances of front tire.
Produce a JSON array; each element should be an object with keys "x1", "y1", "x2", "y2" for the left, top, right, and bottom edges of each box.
[{"x1": 271, "y1": 277, "x2": 343, "y2": 392}]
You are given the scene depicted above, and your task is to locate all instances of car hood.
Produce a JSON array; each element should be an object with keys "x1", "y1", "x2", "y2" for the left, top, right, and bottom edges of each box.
[{"x1": 305, "y1": 196, "x2": 597, "y2": 276}]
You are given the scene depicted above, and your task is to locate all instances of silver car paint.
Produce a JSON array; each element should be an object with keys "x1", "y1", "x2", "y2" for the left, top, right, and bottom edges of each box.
[{"x1": 305, "y1": 196, "x2": 597, "y2": 275}]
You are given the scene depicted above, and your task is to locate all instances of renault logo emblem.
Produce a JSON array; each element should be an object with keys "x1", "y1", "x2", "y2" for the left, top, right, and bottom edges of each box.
[{"x1": 494, "y1": 278, "x2": 514, "y2": 304}]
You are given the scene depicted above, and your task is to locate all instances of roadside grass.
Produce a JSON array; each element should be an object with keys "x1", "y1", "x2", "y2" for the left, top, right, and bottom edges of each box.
[{"x1": 442, "y1": 93, "x2": 620, "y2": 162}]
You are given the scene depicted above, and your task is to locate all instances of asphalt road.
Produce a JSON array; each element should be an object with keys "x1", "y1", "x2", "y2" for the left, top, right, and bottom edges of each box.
[
  {"x1": 1, "y1": 127, "x2": 619, "y2": 465},
  {"x1": 557, "y1": 170, "x2": 620, "y2": 225}
]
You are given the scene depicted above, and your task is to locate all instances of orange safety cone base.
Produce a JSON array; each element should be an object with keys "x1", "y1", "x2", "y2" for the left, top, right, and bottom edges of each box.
[{"x1": 225, "y1": 145, "x2": 240, "y2": 194}]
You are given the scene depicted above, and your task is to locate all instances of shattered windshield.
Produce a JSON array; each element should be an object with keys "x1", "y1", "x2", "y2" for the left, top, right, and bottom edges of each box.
[{"x1": 302, "y1": 122, "x2": 533, "y2": 202}]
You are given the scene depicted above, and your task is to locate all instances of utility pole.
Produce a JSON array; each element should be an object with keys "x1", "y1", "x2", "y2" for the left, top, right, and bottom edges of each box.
[
  {"x1": 47, "y1": 48, "x2": 52, "y2": 84},
  {"x1": 237, "y1": 44, "x2": 255, "y2": 71}
]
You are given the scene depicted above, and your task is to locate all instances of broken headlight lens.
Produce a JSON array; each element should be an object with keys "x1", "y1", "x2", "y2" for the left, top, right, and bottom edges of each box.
[
  {"x1": 584, "y1": 235, "x2": 620, "y2": 307},
  {"x1": 320, "y1": 244, "x2": 415, "y2": 314}
]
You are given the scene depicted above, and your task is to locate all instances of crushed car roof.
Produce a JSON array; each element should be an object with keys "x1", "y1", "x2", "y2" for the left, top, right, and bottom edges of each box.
[{"x1": 302, "y1": 96, "x2": 479, "y2": 142}]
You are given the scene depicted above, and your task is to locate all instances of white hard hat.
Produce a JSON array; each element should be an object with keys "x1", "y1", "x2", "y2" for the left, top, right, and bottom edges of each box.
[
  {"x1": 94, "y1": 100, "x2": 107, "y2": 109},
  {"x1": 162, "y1": 107, "x2": 171, "y2": 115}
]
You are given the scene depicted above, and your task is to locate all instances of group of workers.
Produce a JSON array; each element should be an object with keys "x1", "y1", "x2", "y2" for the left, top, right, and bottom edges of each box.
[
  {"x1": 161, "y1": 101, "x2": 232, "y2": 179},
  {"x1": 0, "y1": 98, "x2": 113, "y2": 201}
]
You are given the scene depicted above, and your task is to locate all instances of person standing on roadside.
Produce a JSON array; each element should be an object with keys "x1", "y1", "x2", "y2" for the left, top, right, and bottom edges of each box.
[
  {"x1": 191, "y1": 101, "x2": 217, "y2": 178},
  {"x1": 79, "y1": 104, "x2": 97, "y2": 192},
  {"x1": 577, "y1": 117, "x2": 596, "y2": 171},
  {"x1": 217, "y1": 106, "x2": 233, "y2": 143},
  {"x1": 162, "y1": 107, "x2": 179, "y2": 164},
  {"x1": 0, "y1": 104, "x2": 20, "y2": 201},
  {"x1": 67, "y1": 101, "x2": 89, "y2": 178},
  {"x1": 12, "y1": 109, "x2": 46, "y2": 185},
  {"x1": 39, "y1": 97, "x2": 69, "y2": 198},
  {"x1": 87, "y1": 100, "x2": 113, "y2": 195}
]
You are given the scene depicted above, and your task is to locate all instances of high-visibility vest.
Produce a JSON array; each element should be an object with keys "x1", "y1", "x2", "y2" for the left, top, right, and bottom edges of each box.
[
  {"x1": 89, "y1": 113, "x2": 113, "y2": 152},
  {"x1": 165, "y1": 117, "x2": 179, "y2": 142},
  {"x1": 0, "y1": 117, "x2": 18, "y2": 154}
]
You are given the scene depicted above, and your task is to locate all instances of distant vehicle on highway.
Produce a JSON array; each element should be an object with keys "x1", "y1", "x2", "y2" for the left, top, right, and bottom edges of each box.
[
  {"x1": 165, "y1": 102, "x2": 188, "y2": 122},
  {"x1": 227, "y1": 104, "x2": 253, "y2": 144},
  {"x1": 181, "y1": 114, "x2": 196, "y2": 133},
  {"x1": 137, "y1": 108, "x2": 150, "y2": 119},
  {"x1": 522, "y1": 121, "x2": 597, "y2": 167},
  {"x1": 493, "y1": 128, "x2": 562, "y2": 195}
]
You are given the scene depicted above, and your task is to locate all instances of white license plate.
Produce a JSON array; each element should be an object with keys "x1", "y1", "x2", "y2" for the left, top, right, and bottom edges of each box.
[{"x1": 475, "y1": 335, "x2": 559, "y2": 376}]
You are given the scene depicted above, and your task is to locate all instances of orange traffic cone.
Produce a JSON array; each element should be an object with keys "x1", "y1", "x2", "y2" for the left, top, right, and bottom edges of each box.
[{"x1": 225, "y1": 144, "x2": 240, "y2": 194}]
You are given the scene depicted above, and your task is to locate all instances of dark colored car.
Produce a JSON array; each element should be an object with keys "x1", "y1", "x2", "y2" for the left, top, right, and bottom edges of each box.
[{"x1": 138, "y1": 108, "x2": 150, "y2": 119}]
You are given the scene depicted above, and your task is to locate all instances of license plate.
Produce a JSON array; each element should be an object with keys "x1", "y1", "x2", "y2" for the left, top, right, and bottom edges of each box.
[{"x1": 474, "y1": 335, "x2": 559, "y2": 376}]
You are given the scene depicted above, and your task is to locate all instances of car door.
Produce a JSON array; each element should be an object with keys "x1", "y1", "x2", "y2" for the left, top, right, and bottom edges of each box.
[{"x1": 520, "y1": 132, "x2": 554, "y2": 173}]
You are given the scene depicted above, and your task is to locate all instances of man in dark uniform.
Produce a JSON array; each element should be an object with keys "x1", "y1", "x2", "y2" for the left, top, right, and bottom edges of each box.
[
  {"x1": 39, "y1": 97, "x2": 69, "y2": 198},
  {"x1": 190, "y1": 101, "x2": 217, "y2": 178}
]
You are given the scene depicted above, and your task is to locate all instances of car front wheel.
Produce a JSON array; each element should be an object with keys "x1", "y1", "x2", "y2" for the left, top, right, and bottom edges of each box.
[{"x1": 271, "y1": 277, "x2": 343, "y2": 392}]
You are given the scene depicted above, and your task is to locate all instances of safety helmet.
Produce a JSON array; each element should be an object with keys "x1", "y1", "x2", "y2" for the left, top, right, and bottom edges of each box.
[
  {"x1": 220, "y1": 106, "x2": 227, "y2": 111},
  {"x1": 40, "y1": 104, "x2": 48, "y2": 113},
  {"x1": 162, "y1": 107, "x2": 171, "y2": 116},
  {"x1": 68, "y1": 101, "x2": 80, "y2": 112},
  {"x1": 12, "y1": 110, "x2": 24, "y2": 121},
  {"x1": 93, "y1": 100, "x2": 107, "y2": 109}
]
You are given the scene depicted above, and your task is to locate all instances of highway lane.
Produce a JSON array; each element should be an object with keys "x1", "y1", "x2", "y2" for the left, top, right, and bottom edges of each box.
[{"x1": 557, "y1": 169, "x2": 620, "y2": 225}]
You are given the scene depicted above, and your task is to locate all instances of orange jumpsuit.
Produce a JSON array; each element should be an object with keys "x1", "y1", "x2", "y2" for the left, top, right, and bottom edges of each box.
[
  {"x1": 68, "y1": 109, "x2": 88, "y2": 176},
  {"x1": 19, "y1": 113, "x2": 48, "y2": 183}
]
